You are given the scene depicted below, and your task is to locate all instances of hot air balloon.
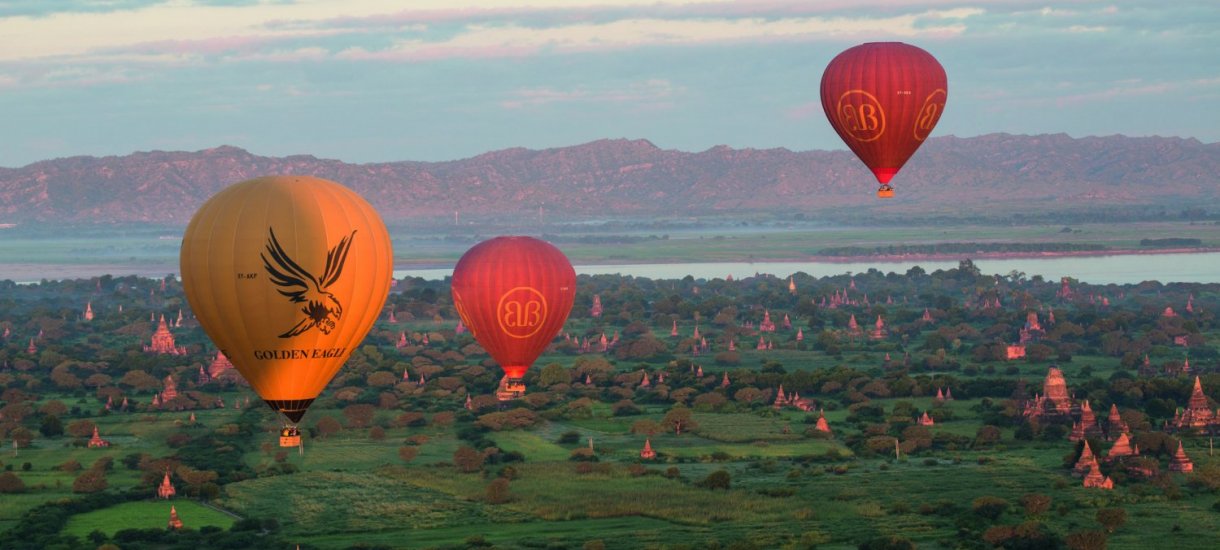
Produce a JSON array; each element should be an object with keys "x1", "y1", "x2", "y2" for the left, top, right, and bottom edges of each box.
[
  {"x1": 820, "y1": 42, "x2": 947, "y2": 198},
  {"x1": 451, "y1": 236, "x2": 576, "y2": 400},
  {"x1": 180, "y1": 176, "x2": 393, "y2": 446}
]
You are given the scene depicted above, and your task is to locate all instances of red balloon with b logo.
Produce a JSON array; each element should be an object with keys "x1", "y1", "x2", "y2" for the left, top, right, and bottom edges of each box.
[
  {"x1": 820, "y1": 42, "x2": 947, "y2": 197},
  {"x1": 451, "y1": 236, "x2": 576, "y2": 399}
]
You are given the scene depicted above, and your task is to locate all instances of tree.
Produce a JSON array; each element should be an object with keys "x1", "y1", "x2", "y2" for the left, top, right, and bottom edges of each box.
[
  {"x1": 0, "y1": 472, "x2": 26, "y2": 493},
  {"x1": 486, "y1": 477, "x2": 511, "y2": 504},
  {"x1": 972, "y1": 496, "x2": 1009, "y2": 521},
  {"x1": 366, "y1": 371, "x2": 398, "y2": 388},
  {"x1": 72, "y1": 470, "x2": 108, "y2": 493},
  {"x1": 857, "y1": 536, "x2": 916, "y2": 550},
  {"x1": 39, "y1": 415, "x2": 64, "y2": 437},
  {"x1": 453, "y1": 446, "x2": 485, "y2": 473},
  {"x1": 662, "y1": 407, "x2": 698, "y2": 435},
  {"x1": 315, "y1": 416, "x2": 342, "y2": 439},
  {"x1": 476, "y1": 408, "x2": 538, "y2": 431},
  {"x1": 1020, "y1": 493, "x2": 1052, "y2": 517},
  {"x1": 398, "y1": 446, "x2": 419, "y2": 463},
  {"x1": 9, "y1": 427, "x2": 33, "y2": 448},
  {"x1": 974, "y1": 425, "x2": 1002, "y2": 447},
  {"x1": 1095, "y1": 508, "x2": 1126, "y2": 533},
  {"x1": 698, "y1": 469, "x2": 730, "y2": 490},
  {"x1": 1065, "y1": 530, "x2": 1107, "y2": 550},
  {"x1": 630, "y1": 419, "x2": 662, "y2": 436},
  {"x1": 119, "y1": 370, "x2": 161, "y2": 391},
  {"x1": 539, "y1": 363, "x2": 569, "y2": 387},
  {"x1": 342, "y1": 404, "x2": 377, "y2": 428}
]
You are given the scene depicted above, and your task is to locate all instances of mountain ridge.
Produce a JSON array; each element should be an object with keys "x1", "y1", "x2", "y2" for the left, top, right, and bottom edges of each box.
[{"x1": 1, "y1": 133, "x2": 1217, "y2": 224}]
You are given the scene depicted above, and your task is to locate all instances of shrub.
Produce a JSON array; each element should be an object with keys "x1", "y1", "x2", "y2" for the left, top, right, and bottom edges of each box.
[
  {"x1": 0, "y1": 472, "x2": 26, "y2": 493},
  {"x1": 453, "y1": 446, "x2": 485, "y2": 473},
  {"x1": 1095, "y1": 507, "x2": 1127, "y2": 533},
  {"x1": 557, "y1": 431, "x2": 581, "y2": 445},
  {"x1": 485, "y1": 478, "x2": 511, "y2": 504},
  {"x1": 72, "y1": 470, "x2": 108, "y2": 493},
  {"x1": 698, "y1": 470, "x2": 731, "y2": 490},
  {"x1": 1066, "y1": 530, "x2": 1107, "y2": 550},
  {"x1": 972, "y1": 496, "x2": 1009, "y2": 521}
]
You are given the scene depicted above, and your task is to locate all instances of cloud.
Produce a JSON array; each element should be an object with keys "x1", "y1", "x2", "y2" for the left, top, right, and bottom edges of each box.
[
  {"x1": 0, "y1": 1, "x2": 983, "y2": 65},
  {"x1": 1066, "y1": 25, "x2": 1108, "y2": 33},
  {"x1": 335, "y1": 10, "x2": 980, "y2": 62},
  {"x1": 500, "y1": 79, "x2": 682, "y2": 109}
]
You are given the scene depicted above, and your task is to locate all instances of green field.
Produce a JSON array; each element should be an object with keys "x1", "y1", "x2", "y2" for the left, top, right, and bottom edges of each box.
[{"x1": 61, "y1": 500, "x2": 236, "y2": 538}]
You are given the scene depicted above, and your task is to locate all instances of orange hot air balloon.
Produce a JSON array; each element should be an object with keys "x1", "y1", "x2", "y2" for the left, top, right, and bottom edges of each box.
[
  {"x1": 820, "y1": 42, "x2": 947, "y2": 198},
  {"x1": 451, "y1": 236, "x2": 576, "y2": 400},
  {"x1": 180, "y1": 176, "x2": 393, "y2": 441}
]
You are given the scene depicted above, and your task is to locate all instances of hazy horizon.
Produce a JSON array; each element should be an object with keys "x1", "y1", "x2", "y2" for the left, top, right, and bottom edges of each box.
[{"x1": 1, "y1": 1, "x2": 1217, "y2": 167}]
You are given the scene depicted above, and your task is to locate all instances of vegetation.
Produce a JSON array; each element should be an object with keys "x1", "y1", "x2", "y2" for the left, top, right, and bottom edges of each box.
[{"x1": 1, "y1": 264, "x2": 1219, "y2": 548}]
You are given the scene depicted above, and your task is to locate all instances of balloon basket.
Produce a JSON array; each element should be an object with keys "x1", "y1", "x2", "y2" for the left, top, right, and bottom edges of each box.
[
  {"x1": 279, "y1": 426, "x2": 302, "y2": 448},
  {"x1": 496, "y1": 378, "x2": 526, "y2": 401},
  {"x1": 876, "y1": 186, "x2": 894, "y2": 199}
]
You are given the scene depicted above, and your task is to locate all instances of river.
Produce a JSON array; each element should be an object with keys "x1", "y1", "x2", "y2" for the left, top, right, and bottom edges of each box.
[
  {"x1": 5, "y1": 252, "x2": 1217, "y2": 285},
  {"x1": 393, "y1": 252, "x2": 1220, "y2": 285}
]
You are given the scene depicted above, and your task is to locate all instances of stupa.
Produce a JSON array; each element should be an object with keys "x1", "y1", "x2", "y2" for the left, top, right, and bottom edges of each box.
[
  {"x1": 1072, "y1": 441, "x2": 1100, "y2": 477},
  {"x1": 1106, "y1": 432, "x2": 1138, "y2": 460},
  {"x1": 1173, "y1": 376, "x2": 1215, "y2": 429},
  {"x1": 144, "y1": 316, "x2": 187, "y2": 355},
  {"x1": 1168, "y1": 441, "x2": 1194, "y2": 473},
  {"x1": 159, "y1": 375, "x2": 179, "y2": 404},
  {"x1": 640, "y1": 439, "x2": 656, "y2": 459},
  {"x1": 1023, "y1": 367, "x2": 1072, "y2": 418},
  {"x1": 868, "y1": 314, "x2": 888, "y2": 339},
  {"x1": 846, "y1": 315, "x2": 862, "y2": 338},
  {"x1": 208, "y1": 351, "x2": 235, "y2": 379},
  {"x1": 1082, "y1": 465, "x2": 1114, "y2": 490},
  {"x1": 1106, "y1": 404, "x2": 1128, "y2": 440},
  {"x1": 158, "y1": 469, "x2": 176, "y2": 499},
  {"x1": 759, "y1": 310, "x2": 776, "y2": 332},
  {"x1": 815, "y1": 410, "x2": 832, "y2": 434},
  {"x1": 167, "y1": 506, "x2": 184, "y2": 530},
  {"x1": 88, "y1": 426, "x2": 110, "y2": 448},
  {"x1": 590, "y1": 295, "x2": 603, "y2": 318}
]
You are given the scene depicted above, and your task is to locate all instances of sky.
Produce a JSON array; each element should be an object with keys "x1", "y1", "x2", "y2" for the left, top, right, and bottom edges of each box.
[{"x1": 0, "y1": 0, "x2": 1217, "y2": 167}]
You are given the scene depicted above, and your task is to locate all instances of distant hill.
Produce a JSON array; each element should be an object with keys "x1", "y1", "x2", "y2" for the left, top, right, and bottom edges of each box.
[{"x1": 0, "y1": 134, "x2": 1216, "y2": 224}]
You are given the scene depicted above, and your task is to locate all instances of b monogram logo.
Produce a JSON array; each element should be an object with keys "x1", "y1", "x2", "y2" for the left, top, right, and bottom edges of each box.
[
  {"x1": 914, "y1": 89, "x2": 946, "y2": 141},
  {"x1": 836, "y1": 90, "x2": 885, "y2": 142},
  {"x1": 497, "y1": 287, "x2": 548, "y2": 339}
]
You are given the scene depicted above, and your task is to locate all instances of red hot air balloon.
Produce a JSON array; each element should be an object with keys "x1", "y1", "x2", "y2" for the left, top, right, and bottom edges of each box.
[
  {"x1": 451, "y1": 236, "x2": 576, "y2": 400},
  {"x1": 820, "y1": 42, "x2": 947, "y2": 198}
]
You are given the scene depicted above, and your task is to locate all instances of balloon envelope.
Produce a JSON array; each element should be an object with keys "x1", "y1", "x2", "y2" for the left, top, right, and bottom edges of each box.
[
  {"x1": 451, "y1": 237, "x2": 576, "y2": 387},
  {"x1": 820, "y1": 42, "x2": 947, "y2": 191},
  {"x1": 180, "y1": 176, "x2": 393, "y2": 422}
]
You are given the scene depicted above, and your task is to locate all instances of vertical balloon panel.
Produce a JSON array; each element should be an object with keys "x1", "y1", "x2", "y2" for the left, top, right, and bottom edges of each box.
[{"x1": 181, "y1": 176, "x2": 393, "y2": 422}]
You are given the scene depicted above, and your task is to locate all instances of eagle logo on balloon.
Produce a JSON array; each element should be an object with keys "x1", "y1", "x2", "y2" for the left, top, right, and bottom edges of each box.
[{"x1": 261, "y1": 227, "x2": 356, "y2": 338}]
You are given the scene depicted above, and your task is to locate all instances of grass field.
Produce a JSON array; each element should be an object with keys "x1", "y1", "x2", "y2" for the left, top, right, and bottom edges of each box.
[{"x1": 61, "y1": 500, "x2": 236, "y2": 538}]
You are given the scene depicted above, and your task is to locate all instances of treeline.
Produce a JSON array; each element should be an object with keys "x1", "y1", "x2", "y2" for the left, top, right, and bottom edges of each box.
[
  {"x1": 540, "y1": 233, "x2": 668, "y2": 244},
  {"x1": 1139, "y1": 238, "x2": 1202, "y2": 247},
  {"x1": 818, "y1": 242, "x2": 1108, "y2": 257}
]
